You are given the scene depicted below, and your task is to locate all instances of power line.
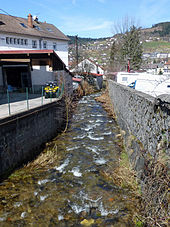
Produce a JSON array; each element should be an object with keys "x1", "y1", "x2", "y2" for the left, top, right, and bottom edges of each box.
[{"x1": 0, "y1": 8, "x2": 26, "y2": 24}]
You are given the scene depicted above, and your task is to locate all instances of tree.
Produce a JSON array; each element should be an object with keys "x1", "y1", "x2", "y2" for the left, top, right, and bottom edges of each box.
[
  {"x1": 109, "y1": 17, "x2": 143, "y2": 71},
  {"x1": 121, "y1": 25, "x2": 143, "y2": 70}
]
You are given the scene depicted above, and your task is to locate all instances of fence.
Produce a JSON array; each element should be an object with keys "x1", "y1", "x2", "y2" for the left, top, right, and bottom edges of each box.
[{"x1": 0, "y1": 84, "x2": 64, "y2": 118}]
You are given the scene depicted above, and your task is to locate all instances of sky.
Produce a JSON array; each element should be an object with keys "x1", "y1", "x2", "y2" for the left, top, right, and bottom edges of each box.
[{"x1": 0, "y1": 0, "x2": 170, "y2": 38}]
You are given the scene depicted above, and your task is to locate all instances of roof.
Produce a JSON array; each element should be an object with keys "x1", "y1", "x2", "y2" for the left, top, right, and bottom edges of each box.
[
  {"x1": 0, "y1": 49, "x2": 73, "y2": 76},
  {"x1": 78, "y1": 72, "x2": 103, "y2": 77},
  {"x1": 72, "y1": 77, "x2": 82, "y2": 82},
  {"x1": 0, "y1": 49, "x2": 55, "y2": 55},
  {"x1": 165, "y1": 60, "x2": 170, "y2": 65},
  {"x1": 0, "y1": 13, "x2": 69, "y2": 41}
]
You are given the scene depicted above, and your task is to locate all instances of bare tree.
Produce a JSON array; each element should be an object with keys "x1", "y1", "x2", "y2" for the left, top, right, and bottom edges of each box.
[{"x1": 110, "y1": 16, "x2": 142, "y2": 72}]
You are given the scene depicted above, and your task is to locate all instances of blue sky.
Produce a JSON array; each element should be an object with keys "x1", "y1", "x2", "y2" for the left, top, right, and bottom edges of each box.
[{"x1": 0, "y1": 0, "x2": 170, "y2": 38}]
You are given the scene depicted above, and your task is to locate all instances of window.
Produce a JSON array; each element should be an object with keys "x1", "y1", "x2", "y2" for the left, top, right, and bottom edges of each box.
[
  {"x1": 35, "y1": 26, "x2": 42, "y2": 31},
  {"x1": 43, "y1": 41, "x2": 47, "y2": 49},
  {"x1": 122, "y1": 77, "x2": 127, "y2": 81},
  {"x1": 10, "y1": 37, "x2": 13, "y2": 44},
  {"x1": 6, "y1": 36, "x2": 28, "y2": 46},
  {"x1": 167, "y1": 85, "x2": 170, "y2": 88},
  {"x1": 53, "y1": 43, "x2": 56, "y2": 50},
  {"x1": 24, "y1": 39, "x2": 28, "y2": 45},
  {"x1": 20, "y1": 23, "x2": 27, "y2": 28},
  {"x1": 0, "y1": 21, "x2": 5, "y2": 25},
  {"x1": 32, "y1": 40, "x2": 37, "y2": 48},
  {"x1": 46, "y1": 28, "x2": 53, "y2": 32},
  {"x1": 6, "y1": 37, "x2": 9, "y2": 44}
]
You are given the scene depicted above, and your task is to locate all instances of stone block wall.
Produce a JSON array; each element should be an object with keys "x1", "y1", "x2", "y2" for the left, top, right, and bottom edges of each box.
[
  {"x1": 108, "y1": 80, "x2": 170, "y2": 174},
  {"x1": 0, "y1": 99, "x2": 66, "y2": 179}
]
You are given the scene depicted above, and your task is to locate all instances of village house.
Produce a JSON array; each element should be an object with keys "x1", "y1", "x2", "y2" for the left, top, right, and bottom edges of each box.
[
  {"x1": 0, "y1": 13, "x2": 69, "y2": 66},
  {"x1": 0, "y1": 13, "x2": 73, "y2": 94},
  {"x1": 71, "y1": 58, "x2": 105, "y2": 75},
  {"x1": 164, "y1": 60, "x2": 170, "y2": 75}
]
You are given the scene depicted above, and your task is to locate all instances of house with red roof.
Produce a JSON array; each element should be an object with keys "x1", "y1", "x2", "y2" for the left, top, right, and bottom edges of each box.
[{"x1": 164, "y1": 60, "x2": 170, "y2": 75}]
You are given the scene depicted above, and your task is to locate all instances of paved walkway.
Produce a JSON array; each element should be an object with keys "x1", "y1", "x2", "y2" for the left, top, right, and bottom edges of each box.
[{"x1": 0, "y1": 96, "x2": 59, "y2": 120}]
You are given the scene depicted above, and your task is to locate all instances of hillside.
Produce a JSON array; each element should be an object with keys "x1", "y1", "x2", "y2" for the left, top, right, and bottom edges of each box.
[{"x1": 68, "y1": 22, "x2": 170, "y2": 69}]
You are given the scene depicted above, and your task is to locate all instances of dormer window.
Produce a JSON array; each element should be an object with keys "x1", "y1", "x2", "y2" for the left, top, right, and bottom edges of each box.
[
  {"x1": 46, "y1": 28, "x2": 53, "y2": 32},
  {"x1": 0, "y1": 21, "x2": 5, "y2": 25},
  {"x1": 20, "y1": 23, "x2": 27, "y2": 28},
  {"x1": 35, "y1": 25, "x2": 42, "y2": 31}
]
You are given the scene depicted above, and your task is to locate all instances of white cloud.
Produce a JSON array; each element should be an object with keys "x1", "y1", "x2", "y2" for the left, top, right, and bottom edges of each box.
[
  {"x1": 59, "y1": 15, "x2": 113, "y2": 37},
  {"x1": 61, "y1": 16, "x2": 112, "y2": 31}
]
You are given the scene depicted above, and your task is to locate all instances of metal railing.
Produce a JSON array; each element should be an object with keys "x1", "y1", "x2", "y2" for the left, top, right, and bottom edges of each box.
[{"x1": 0, "y1": 84, "x2": 64, "y2": 118}]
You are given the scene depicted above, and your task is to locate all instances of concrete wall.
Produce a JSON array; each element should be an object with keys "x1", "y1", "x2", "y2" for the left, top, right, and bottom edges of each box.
[
  {"x1": 31, "y1": 65, "x2": 55, "y2": 92},
  {"x1": 0, "y1": 99, "x2": 66, "y2": 179},
  {"x1": 108, "y1": 80, "x2": 170, "y2": 173},
  {"x1": 56, "y1": 70, "x2": 73, "y2": 96}
]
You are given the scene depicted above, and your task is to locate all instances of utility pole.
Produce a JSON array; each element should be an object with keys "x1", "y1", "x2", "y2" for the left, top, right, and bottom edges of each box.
[{"x1": 75, "y1": 35, "x2": 78, "y2": 70}]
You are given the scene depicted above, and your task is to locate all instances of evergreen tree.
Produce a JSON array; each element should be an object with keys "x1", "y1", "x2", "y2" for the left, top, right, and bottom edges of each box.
[
  {"x1": 121, "y1": 25, "x2": 143, "y2": 70},
  {"x1": 110, "y1": 41, "x2": 116, "y2": 65}
]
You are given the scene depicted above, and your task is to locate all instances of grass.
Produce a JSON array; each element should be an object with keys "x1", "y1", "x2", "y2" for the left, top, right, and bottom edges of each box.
[{"x1": 143, "y1": 41, "x2": 170, "y2": 52}]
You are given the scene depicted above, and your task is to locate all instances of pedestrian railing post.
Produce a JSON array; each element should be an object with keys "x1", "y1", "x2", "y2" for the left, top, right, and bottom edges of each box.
[
  {"x1": 26, "y1": 87, "x2": 29, "y2": 110},
  {"x1": 50, "y1": 92, "x2": 52, "y2": 103},
  {"x1": 41, "y1": 86, "x2": 44, "y2": 105},
  {"x1": 7, "y1": 89, "x2": 11, "y2": 115},
  {"x1": 56, "y1": 87, "x2": 60, "y2": 98}
]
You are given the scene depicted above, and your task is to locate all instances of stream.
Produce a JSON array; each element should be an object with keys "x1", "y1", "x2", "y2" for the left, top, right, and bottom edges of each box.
[{"x1": 0, "y1": 93, "x2": 138, "y2": 226}]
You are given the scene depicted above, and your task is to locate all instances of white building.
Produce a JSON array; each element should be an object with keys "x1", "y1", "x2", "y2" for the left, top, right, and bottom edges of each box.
[
  {"x1": 0, "y1": 50, "x2": 73, "y2": 94},
  {"x1": 0, "y1": 13, "x2": 69, "y2": 67},
  {"x1": 71, "y1": 59, "x2": 105, "y2": 75},
  {"x1": 115, "y1": 72, "x2": 170, "y2": 97}
]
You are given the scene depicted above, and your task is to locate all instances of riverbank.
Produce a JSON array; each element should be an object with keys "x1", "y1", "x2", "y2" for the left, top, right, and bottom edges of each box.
[
  {"x1": 97, "y1": 86, "x2": 169, "y2": 227},
  {"x1": 96, "y1": 89, "x2": 142, "y2": 226},
  {"x1": 0, "y1": 93, "x2": 141, "y2": 226}
]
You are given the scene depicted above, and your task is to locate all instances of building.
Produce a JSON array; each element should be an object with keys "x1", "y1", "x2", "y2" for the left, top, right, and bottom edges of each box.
[
  {"x1": 0, "y1": 13, "x2": 69, "y2": 66},
  {"x1": 114, "y1": 71, "x2": 170, "y2": 97},
  {"x1": 0, "y1": 13, "x2": 73, "y2": 94},
  {"x1": 164, "y1": 60, "x2": 170, "y2": 75},
  {"x1": 0, "y1": 50, "x2": 73, "y2": 95},
  {"x1": 70, "y1": 58, "x2": 105, "y2": 75}
]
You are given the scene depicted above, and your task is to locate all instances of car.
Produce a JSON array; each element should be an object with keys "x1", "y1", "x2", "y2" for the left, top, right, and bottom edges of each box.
[
  {"x1": 44, "y1": 81, "x2": 59, "y2": 98},
  {"x1": 128, "y1": 80, "x2": 136, "y2": 89}
]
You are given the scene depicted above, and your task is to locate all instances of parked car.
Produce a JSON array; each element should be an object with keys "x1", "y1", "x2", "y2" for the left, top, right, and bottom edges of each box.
[
  {"x1": 128, "y1": 80, "x2": 136, "y2": 89},
  {"x1": 44, "y1": 81, "x2": 59, "y2": 98}
]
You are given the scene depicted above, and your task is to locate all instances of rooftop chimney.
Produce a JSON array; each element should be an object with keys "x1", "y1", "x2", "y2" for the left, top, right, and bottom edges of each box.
[{"x1": 28, "y1": 14, "x2": 33, "y2": 28}]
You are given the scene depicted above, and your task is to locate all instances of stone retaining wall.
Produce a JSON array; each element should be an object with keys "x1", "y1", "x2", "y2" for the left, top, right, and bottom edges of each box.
[
  {"x1": 108, "y1": 80, "x2": 170, "y2": 174},
  {"x1": 0, "y1": 99, "x2": 66, "y2": 179}
]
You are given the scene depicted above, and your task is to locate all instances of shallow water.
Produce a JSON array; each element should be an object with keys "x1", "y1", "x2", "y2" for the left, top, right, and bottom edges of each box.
[{"x1": 0, "y1": 94, "x2": 137, "y2": 226}]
